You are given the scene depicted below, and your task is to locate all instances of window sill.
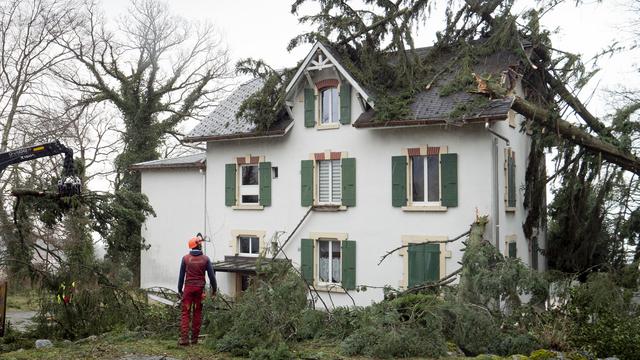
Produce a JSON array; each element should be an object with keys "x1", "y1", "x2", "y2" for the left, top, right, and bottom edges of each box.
[
  {"x1": 316, "y1": 123, "x2": 340, "y2": 130},
  {"x1": 232, "y1": 204, "x2": 264, "y2": 210},
  {"x1": 505, "y1": 207, "x2": 516, "y2": 213},
  {"x1": 402, "y1": 205, "x2": 447, "y2": 212},
  {"x1": 313, "y1": 204, "x2": 347, "y2": 212},
  {"x1": 314, "y1": 283, "x2": 346, "y2": 293}
]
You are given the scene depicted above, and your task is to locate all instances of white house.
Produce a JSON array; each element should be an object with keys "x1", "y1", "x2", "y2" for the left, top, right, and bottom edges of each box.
[
  {"x1": 137, "y1": 41, "x2": 546, "y2": 306},
  {"x1": 132, "y1": 154, "x2": 207, "y2": 290}
]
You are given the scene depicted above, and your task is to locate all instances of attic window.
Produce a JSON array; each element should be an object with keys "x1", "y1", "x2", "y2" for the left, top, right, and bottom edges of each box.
[{"x1": 321, "y1": 87, "x2": 339, "y2": 124}]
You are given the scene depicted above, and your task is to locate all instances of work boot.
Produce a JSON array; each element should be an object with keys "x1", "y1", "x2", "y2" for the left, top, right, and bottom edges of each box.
[
  {"x1": 190, "y1": 337, "x2": 198, "y2": 345},
  {"x1": 178, "y1": 337, "x2": 190, "y2": 346}
]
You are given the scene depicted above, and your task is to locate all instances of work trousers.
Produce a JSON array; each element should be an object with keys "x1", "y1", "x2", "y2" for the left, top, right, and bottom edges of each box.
[{"x1": 180, "y1": 285, "x2": 204, "y2": 343}]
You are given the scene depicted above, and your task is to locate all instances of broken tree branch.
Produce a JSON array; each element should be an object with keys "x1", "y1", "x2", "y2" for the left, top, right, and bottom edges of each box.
[
  {"x1": 544, "y1": 70, "x2": 612, "y2": 139},
  {"x1": 272, "y1": 207, "x2": 313, "y2": 260},
  {"x1": 510, "y1": 96, "x2": 640, "y2": 174},
  {"x1": 400, "y1": 267, "x2": 462, "y2": 295},
  {"x1": 378, "y1": 230, "x2": 470, "y2": 265}
]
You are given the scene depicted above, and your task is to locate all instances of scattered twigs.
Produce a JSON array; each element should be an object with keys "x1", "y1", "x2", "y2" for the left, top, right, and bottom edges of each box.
[{"x1": 378, "y1": 230, "x2": 470, "y2": 265}]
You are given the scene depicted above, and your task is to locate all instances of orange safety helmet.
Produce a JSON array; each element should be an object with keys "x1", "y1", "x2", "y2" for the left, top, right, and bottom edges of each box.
[{"x1": 188, "y1": 236, "x2": 203, "y2": 249}]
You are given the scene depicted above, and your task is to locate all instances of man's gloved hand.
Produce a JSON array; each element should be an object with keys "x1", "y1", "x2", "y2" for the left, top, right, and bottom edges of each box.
[
  {"x1": 211, "y1": 289, "x2": 216, "y2": 298},
  {"x1": 178, "y1": 291, "x2": 183, "y2": 299}
]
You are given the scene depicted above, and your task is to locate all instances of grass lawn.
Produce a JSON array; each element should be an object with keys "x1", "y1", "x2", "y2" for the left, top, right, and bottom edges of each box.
[
  {"x1": 0, "y1": 333, "x2": 470, "y2": 359},
  {"x1": 6, "y1": 291, "x2": 39, "y2": 312}
]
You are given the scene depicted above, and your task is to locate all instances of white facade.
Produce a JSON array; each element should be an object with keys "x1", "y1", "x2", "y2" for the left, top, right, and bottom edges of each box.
[
  {"x1": 138, "y1": 44, "x2": 545, "y2": 306},
  {"x1": 139, "y1": 167, "x2": 206, "y2": 290},
  {"x1": 203, "y1": 95, "x2": 541, "y2": 307}
]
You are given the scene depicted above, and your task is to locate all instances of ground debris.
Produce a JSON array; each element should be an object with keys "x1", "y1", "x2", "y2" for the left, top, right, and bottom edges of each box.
[{"x1": 118, "y1": 356, "x2": 179, "y2": 360}]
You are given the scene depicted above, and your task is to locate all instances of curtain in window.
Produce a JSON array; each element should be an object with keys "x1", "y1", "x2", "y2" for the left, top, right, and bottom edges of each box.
[
  {"x1": 318, "y1": 241, "x2": 330, "y2": 282},
  {"x1": 331, "y1": 241, "x2": 341, "y2": 283}
]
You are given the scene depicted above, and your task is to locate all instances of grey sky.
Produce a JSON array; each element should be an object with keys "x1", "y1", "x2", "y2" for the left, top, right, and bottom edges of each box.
[{"x1": 100, "y1": 0, "x2": 636, "y2": 120}]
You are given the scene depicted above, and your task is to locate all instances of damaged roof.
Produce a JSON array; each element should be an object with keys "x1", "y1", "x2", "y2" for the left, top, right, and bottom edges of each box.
[
  {"x1": 130, "y1": 153, "x2": 206, "y2": 170},
  {"x1": 352, "y1": 47, "x2": 520, "y2": 128},
  {"x1": 185, "y1": 41, "x2": 521, "y2": 142},
  {"x1": 184, "y1": 78, "x2": 293, "y2": 142}
]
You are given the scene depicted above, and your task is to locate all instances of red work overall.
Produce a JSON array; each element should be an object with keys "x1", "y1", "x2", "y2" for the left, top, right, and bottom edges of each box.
[{"x1": 179, "y1": 252, "x2": 211, "y2": 344}]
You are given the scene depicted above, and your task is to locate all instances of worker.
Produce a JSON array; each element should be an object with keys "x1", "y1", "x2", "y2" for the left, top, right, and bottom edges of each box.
[{"x1": 177, "y1": 234, "x2": 216, "y2": 346}]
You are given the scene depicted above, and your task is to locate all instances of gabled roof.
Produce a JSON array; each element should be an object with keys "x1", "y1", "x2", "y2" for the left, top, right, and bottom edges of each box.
[
  {"x1": 130, "y1": 153, "x2": 206, "y2": 170},
  {"x1": 284, "y1": 41, "x2": 374, "y2": 105},
  {"x1": 352, "y1": 48, "x2": 521, "y2": 128},
  {"x1": 184, "y1": 78, "x2": 293, "y2": 142}
]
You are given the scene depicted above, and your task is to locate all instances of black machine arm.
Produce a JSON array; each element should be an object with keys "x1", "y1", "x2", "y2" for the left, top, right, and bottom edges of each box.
[{"x1": 0, "y1": 141, "x2": 81, "y2": 196}]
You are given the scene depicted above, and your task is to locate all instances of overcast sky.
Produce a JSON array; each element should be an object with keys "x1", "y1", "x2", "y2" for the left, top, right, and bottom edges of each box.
[{"x1": 99, "y1": 0, "x2": 637, "y2": 121}]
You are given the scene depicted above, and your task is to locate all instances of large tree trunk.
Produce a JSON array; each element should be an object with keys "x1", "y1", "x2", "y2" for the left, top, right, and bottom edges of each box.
[{"x1": 510, "y1": 96, "x2": 640, "y2": 175}]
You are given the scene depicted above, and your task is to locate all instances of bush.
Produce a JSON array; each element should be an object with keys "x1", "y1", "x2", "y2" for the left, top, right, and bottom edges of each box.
[
  {"x1": 437, "y1": 302, "x2": 498, "y2": 356},
  {"x1": 565, "y1": 272, "x2": 640, "y2": 359},
  {"x1": 339, "y1": 294, "x2": 447, "y2": 358},
  {"x1": 320, "y1": 306, "x2": 362, "y2": 340},
  {"x1": 570, "y1": 313, "x2": 640, "y2": 360},
  {"x1": 295, "y1": 309, "x2": 327, "y2": 340},
  {"x1": 34, "y1": 285, "x2": 162, "y2": 340},
  {"x1": 206, "y1": 261, "x2": 309, "y2": 356},
  {"x1": 489, "y1": 332, "x2": 541, "y2": 356},
  {"x1": 249, "y1": 342, "x2": 294, "y2": 360}
]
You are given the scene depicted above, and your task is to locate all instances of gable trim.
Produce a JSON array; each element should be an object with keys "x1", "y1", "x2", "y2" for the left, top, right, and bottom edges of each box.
[{"x1": 285, "y1": 42, "x2": 373, "y2": 106}]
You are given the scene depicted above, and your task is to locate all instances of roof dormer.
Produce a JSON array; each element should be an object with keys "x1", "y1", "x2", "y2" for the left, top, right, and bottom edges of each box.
[{"x1": 284, "y1": 42, "x2": 374, "y2": 126}]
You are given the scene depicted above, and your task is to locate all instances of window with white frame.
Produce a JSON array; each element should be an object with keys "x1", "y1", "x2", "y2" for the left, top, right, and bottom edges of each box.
[
  {"x1": 240, "y1": 164, "x2": 259, "y2": 204},
  {"x1": 317, "y1": 159, "x2": 341, "y2": 204},
  {"x1": 318, "y1": 239, "x2": 341, "y2": 284},
  {"x1": 320, "y1": 87, "x2": 339, "y2": 124},
  {"x1": 238, "y1": 235, "x2": 260, "y2": 256},
  {"x1": 410, "y1": 155, "x2": 440, "y2": 205}
]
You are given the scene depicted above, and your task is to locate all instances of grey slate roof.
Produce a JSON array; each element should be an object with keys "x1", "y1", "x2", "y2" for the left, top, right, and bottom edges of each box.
[
  {"x1": 130, "y1": 153, "x2": 205, "y2": 170},
  {"x1": 353, "y1": 48, "x2": 520, "y2": 128},
  {"x1": 184, "y1": 78, "x2": 293, "y2": 142}
]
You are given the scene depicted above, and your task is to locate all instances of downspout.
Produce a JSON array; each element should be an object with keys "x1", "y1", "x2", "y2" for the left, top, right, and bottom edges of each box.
[
  {"x1": 492, "y1": 137, "x2": 500, "y2": 248},
  {"x1": 486, "y1": 121, "x2": 509, "y2": 248},
  {"x1": 201, "y1": 163, "x2": 207, "y2": 256}
]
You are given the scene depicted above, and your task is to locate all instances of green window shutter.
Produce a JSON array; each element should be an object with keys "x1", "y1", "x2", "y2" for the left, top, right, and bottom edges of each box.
[
  {"x1": 341, "y1": 157, "x2": 356, "y2": 207},
  {"x1": 301, "y1": 160, "x2": 314, "y2": 206},
  {"x1": 508, "y1": 242, "x2": 517, "y2": 258},
  {"x1": 440, "y1": 153, "x2": 458, "y2": 207},
  {"x1": 508, "y1": 155, "x2": 516, "y2": 208},
  {"x1": 301, "y1": 239, "x2": 314, "y2": 283},
  {"x1": 392, "y1": 156, "x2": 407, "y2": 207},
  {"x1": 224, "y1": 163, "x2": 236, "y2": 206},
  {"x1": 408, "y1": 244, "x2": 425, "y2": 287},
  {"x1": 339, "y1": 83, "x2": 351, "y2": 125},
  {"x1": 341, "y1": 240, "x2": 356, "y2": 290},
  {"x1": 408, "y1": 243, "x2": 440, "y2": 287},
  {"x1": 424, "y1": 243, "x2": 440, "y2": 282},
  {"x1": 259, "y1": 162, "x2": 271, "y2": 206},
  {"x1": 304, "y1": 88, "x2": 316, "y2": 128}
]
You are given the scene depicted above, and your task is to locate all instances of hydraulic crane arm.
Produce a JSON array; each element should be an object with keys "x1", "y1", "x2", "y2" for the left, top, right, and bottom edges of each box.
[{"x1": 0, "y1": 141, "x2": 81, "y2": 196}]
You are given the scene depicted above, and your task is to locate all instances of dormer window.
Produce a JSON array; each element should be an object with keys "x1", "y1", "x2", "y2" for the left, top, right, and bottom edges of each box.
[{"x1": 321, "y1": 87, "x2": 339, "y2": 124}]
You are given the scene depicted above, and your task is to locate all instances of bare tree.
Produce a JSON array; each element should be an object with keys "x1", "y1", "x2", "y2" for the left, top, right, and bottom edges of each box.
[
  {"x1": 0, "y1": 0, "x2": 79, "y2": 152},
  {"x1": 55, "y1": 0, "x2": 230, "y2": 192}
]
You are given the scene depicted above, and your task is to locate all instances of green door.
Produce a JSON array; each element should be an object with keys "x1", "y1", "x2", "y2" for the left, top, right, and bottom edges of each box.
[{"x1": 408, "y1": 243, "x2": 440, "y2": 287}]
